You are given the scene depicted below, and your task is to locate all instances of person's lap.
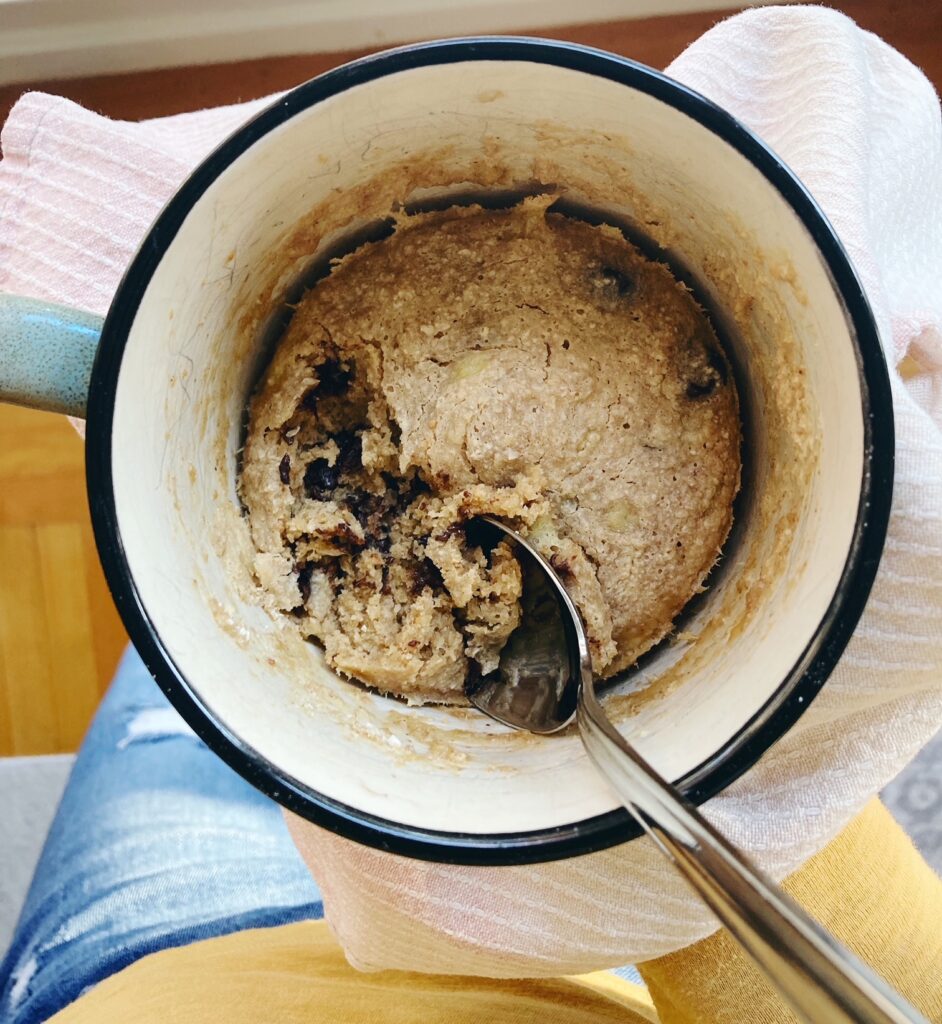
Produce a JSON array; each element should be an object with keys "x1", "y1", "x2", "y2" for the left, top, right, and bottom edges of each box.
[{"x1": 0, "y1": 648, "x2": 323, "y2": 1024}]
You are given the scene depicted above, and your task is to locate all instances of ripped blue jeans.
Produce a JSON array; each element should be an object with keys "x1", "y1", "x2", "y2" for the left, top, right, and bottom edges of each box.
[{"x1": 0, "y1": 648, "x2": 324, "y2": 1024}]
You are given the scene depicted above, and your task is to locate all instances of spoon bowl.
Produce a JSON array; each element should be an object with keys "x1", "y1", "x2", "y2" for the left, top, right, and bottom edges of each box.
[{"x1": 466, "y1": 516, "x2": 582, "y2": 733}]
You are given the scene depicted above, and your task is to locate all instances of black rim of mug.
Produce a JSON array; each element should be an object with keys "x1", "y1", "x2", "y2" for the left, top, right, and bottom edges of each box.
[{"x1": 85, "y1": 37, "x2": 894, "y2": 865}]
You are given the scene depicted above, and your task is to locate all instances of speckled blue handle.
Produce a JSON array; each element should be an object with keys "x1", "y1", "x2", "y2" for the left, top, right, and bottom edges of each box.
[{"x1": 0, "y1": 294, "x2": 102, "y2": 418}]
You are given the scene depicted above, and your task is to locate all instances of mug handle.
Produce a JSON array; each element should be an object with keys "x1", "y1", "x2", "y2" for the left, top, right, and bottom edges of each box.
[{"x1": 0, "y1": 294, "x2": 102, "y2": 418}]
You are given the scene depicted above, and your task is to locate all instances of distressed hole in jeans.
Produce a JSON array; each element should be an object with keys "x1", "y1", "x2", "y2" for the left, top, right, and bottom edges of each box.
[{"x1": 117, "y1": 708, "x2": 200, "y2": 750}]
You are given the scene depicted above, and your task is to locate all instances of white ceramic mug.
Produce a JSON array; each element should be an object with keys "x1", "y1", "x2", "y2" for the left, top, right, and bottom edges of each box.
[{"x1": 0, "y1": 39, "x2": 893, "y2": 863}]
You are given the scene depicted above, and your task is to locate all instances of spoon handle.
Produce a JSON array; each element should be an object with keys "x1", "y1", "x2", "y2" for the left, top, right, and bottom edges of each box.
[{"x1": 576, "y1": 685, "x2": 928, "y2": 1024}]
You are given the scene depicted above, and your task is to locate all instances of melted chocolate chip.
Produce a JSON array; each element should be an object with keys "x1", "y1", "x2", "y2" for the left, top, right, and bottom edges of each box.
[
  {"x1": 685, "y1": 377, "x2": 718, "y2": 400},
  {"x1": 323, "y1": 560, "x2": 345, "y2": 582},
  {"x1": 328, "y1": 522, "x2": 366, "y2": 549},
  {"x1": 279, "y1": 453, "x2": 291, "y2": 485},
  {"x1": 303, "y1": 458, "x2": 339, "y2": 499},
  {"x1": 433, "y1": 522, "x2": 463, "y2": 544},
  {"x1": 411, "y1": 557, "x2": 445, "y2": 595},
  {"x1": 344, "y1": 490, "x2": 377, "y2": 528},
  {"x1": 599, "y1": 265, "x2": 635, "y2": 297},
  {"x1": 302, "y1": 431, "x2": 362, "y2": 499},
  {"x1": 343, "y1": 487, "x2": 396, "y2": 553},
  {"x1": 333, "y1": 430, "x2": 362, "y2": 475},
  {"x1": 297, "y1": 563, "x2": 313, "y2": 604}
]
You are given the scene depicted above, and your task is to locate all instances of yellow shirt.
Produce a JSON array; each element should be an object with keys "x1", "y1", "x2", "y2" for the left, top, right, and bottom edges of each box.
[{"x1": 53, "y1": 801, "x2": 942, "y2": 1023}]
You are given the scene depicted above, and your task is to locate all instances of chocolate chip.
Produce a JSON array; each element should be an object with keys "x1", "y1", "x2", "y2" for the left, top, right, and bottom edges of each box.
[
  {"x1": 343, "y1": 487, "x2": 397, "y2": 553},
  {"x1": 686, "y1": 378, "x2": 717, "y2": 399},
  {"x1": 344, "y1": 490, "x2": 376, "y2": 528},
  {"x1": 279, "y1": 453, "x2": 291, "y2": 485},
  {"x1": 361, "y1": 529, "x2": 392, "y2": 555},
  {"x1": 411, "y1": 557, "x2": 444, "y2": 595},
  {"x1": 302, "y1": 432, "x2": 362, "y2": 499},
  {"x1": 599, "y1": 265, "x2": 635, "y2": 297},
  {"x1": 433, "y1": 522, "x2": 463, "y2": 544},
  {"x1": 303, "y1": 458, "x2": 339, "y2": 499},
  {"x1": 328, "y1": 522, "x2": 366, "y2": 549},
  {"x1": 297, "y1": 563, "x2": 313, "y2": 604},
  {"x1": 333, "y1": 431, "x2": 362, "y2": 475},
  {"x1": 323, "y1": 560, "x2": 345, "y2": 582}
]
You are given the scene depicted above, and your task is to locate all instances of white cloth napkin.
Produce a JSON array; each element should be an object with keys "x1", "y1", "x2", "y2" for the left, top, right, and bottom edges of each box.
[{"x1": 1, "y1": 4, "x2": 940, "y2": 976}]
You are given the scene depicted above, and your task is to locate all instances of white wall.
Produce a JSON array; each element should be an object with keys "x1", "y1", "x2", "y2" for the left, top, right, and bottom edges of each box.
[{"x1": 0, "y1": 0, "x2": 764, "y2": 86}]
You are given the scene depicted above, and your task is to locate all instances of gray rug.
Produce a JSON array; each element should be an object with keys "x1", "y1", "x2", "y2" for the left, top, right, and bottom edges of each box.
[
  {"x1": 881, "y1": 726, "x2": 942, "y2": 873},
  {"x1": 0, "y1": 755, "x2": 72, "y2": 955}
]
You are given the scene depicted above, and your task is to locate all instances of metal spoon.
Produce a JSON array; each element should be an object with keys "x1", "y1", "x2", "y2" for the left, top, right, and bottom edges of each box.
[{"x1": 467, "y1": 516, "x2": 927, "y2": 1024}]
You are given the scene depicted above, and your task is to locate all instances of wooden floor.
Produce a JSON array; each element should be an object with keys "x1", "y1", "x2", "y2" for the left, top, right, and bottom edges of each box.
[
  {"x1": 0, "y1": 408, "x2": 127, "y2": 754},
  {"x1": 0, "y1": 0, "x2": 938, "y2": 755}
]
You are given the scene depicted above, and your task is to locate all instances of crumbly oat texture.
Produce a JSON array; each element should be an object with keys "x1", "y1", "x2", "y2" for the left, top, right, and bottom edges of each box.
[{"x1": 240, "y1": 200, "x2": 740, "y2": 703}]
